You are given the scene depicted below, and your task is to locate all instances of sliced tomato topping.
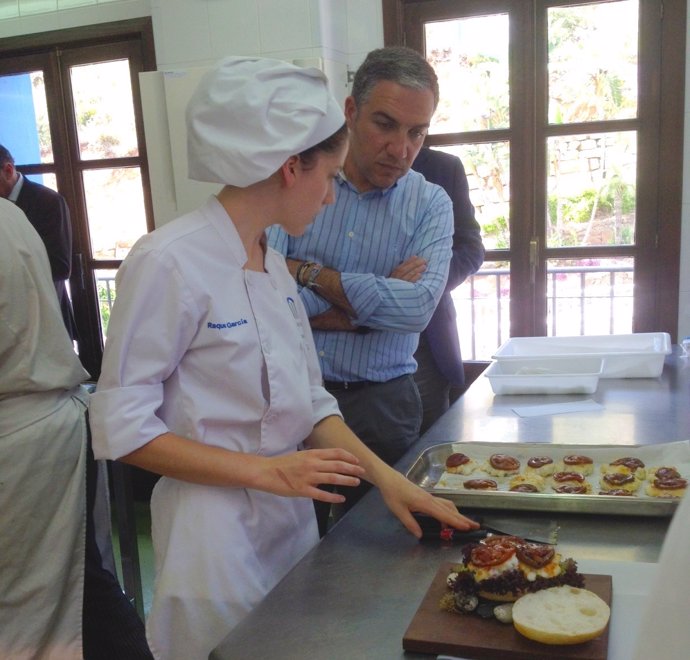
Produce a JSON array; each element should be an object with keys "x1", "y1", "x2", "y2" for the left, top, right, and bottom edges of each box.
[
  {"x1": 516, "y1": 543, "x2": 555, "y2": 568},
  {"x1": 470, "y1": 543, "x2": 516, "y2": 567},
  {"x1": 481, "y1": 535, "x2": 523, "y2": 548}
]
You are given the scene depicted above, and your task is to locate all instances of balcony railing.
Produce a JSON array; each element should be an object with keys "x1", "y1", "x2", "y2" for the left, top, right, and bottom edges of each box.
[
  {"x1": 452, "y1": 264, "x2": 634, "y2": 360},
  {"x1": 97, "y1": 264, "x2": 634, "y2": 360}
]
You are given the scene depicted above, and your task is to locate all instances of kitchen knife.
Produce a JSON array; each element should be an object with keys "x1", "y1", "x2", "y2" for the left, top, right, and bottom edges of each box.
[{"x1": 415, "y1": 513, "x2": 559, "y2": 545}]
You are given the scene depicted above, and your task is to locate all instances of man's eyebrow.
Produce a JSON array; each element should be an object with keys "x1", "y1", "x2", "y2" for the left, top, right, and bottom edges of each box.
[
  {"x1": 371, "y1": 110, "x2": 397, "y2": 124},
  {"x1": 370, "y1": 110, "x2": 430, "y2": 131}
]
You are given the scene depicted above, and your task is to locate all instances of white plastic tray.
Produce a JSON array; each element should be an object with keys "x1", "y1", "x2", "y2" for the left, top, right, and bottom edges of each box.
[
  {"x1": 492, "y1": 332, "x2": 671, "y2": 378},
  {"x1": 484, "y1": 356, "x2": 603, "y2": 395}
]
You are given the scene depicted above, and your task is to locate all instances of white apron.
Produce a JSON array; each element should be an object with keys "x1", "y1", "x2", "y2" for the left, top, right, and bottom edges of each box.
[
  {"x1": 90, "y1": 199, "x2": 340, "y2": 660},
  {"x1": 631, "y1": 485, "x2": 690, "y2": 659},
  {"x1": 0, "y1": 387, "x2": 88, "y2": 660}
]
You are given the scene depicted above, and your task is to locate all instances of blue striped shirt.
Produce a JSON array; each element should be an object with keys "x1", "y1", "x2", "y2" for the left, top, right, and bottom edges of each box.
[{"x1": 267, "y1": 170, "x2": 453, "y2": 382}]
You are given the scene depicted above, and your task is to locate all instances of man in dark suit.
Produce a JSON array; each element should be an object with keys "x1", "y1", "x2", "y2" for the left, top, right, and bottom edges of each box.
[
  {"x1": 0, "y1": 144, "x2": 78, "y2": 340},
  {"x1": 412, "y1": 147, "x2": 485, "y2": 433}
]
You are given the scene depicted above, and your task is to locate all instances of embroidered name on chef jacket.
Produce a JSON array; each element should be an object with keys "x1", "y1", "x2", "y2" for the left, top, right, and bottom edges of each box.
[{"x1": 207, "y1": 319, "x2": 248, "y2": 330}]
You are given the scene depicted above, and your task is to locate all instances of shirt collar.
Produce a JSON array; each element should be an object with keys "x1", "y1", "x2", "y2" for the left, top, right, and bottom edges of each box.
[
  {"x1": 336, "y1": 170, "x2": 401, "y2": 197},
  {"x1": 8, "y1": 172, "x2": 24, "y2": 203}
]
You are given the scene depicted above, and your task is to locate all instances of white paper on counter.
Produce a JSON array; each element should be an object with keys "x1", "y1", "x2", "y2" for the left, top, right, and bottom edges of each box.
[{"x1": 511, "y1": 399, "x2": 603, "y2": 417}]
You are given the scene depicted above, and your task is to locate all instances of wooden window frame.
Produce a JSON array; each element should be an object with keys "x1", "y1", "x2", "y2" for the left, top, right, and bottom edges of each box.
[
  {"x1": 0, "y1": 18, "x2": 157, "y2": 377},
  {"x1": 383, "y1": 0, "x2": 685, "y2": 340}
]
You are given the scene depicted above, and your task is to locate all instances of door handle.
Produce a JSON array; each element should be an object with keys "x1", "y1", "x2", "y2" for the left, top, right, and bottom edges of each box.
[
  {"x1": 74, "y1": 253, "x2": 86, "y2": 290},
  {"x1": 529, "y1": 238, "x2": 539, "y2": 284}
]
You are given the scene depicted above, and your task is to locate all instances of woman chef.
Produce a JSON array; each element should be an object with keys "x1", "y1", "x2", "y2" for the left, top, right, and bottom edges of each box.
[{"x1": 90, "y1": 56, "x2": 478, "y2": 660}]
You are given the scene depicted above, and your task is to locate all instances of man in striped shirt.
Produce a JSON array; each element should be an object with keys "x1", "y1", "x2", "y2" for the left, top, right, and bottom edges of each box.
[{"x1": 267, "y1": 47, "x2": 453, "y2": 531}]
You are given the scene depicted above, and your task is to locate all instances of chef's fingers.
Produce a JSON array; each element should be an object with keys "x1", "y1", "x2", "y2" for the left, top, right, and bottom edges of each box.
[
  {"x1": 308, "y1": 485, "x2": 348, "y2": 504},
  {"x1": 260, "y1": 451, "x2": 365, "y2": 499},
  {"x1": 386, "y1": 490, "x2": 480, "y2": 538},
  {"x1": 428, "y1": 495, "x2": 480, "y2": 530}
]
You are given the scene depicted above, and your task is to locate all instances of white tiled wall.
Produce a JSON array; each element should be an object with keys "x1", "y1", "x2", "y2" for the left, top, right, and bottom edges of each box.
[{"x1": 0, "y1": 0, "x2": 150, "y2": 35}]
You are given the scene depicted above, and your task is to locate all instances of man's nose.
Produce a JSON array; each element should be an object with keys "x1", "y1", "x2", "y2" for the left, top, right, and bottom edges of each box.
[{"x1": 386, "y1": 131, "x2": 409, "y2": 161}]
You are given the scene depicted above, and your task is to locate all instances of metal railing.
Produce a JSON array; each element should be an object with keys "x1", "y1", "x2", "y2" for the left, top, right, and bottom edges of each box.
[
  {"x1": 97, "y1": 264, "x2": 635, "y2": 359},
  {"x1": 452, "y1": 263, "x2": 634, "y2": 360}
]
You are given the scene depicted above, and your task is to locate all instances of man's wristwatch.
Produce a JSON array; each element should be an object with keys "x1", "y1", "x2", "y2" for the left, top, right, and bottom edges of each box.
[{"x1": 297, "y1": 261, "x2": 323, "y2": 289}]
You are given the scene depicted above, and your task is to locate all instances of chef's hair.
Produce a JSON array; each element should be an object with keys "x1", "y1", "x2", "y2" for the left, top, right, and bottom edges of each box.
[
  {"x1": 350, "y1": 46, "x2": 439, "y2": 110},
  {"x1": 0, "y1": 144, "x2": 15, "y2": 166},
  {"x1": 298, "y1": 122, "x2": 348, "y2": 169}
]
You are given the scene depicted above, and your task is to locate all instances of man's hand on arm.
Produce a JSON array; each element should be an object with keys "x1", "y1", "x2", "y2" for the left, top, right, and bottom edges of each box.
[{"x1": 389, "y1": 255, "x2": 427, "y2": 282}]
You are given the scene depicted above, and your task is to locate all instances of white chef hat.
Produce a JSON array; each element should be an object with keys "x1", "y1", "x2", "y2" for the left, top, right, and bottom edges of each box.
[{"x1": 186, "y1": 56, "x2": 344, "y2": 187}]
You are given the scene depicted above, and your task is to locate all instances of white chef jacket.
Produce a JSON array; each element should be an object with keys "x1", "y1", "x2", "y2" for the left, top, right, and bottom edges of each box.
[
  {"x1": 0, "y1": 198, "x2": 90, "y2": 659},
  {"x1": 90, "y1": 196, "x2": 342, "y2": 660},
  {"x1": 631, "y1": 485, "x2": 690, "y2": 659}
]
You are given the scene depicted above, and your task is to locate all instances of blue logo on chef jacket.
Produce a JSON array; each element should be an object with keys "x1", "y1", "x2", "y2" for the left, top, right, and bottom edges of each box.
[
  {"x1": 207, "y1": 319, "x2": 248, "y2": 330},
  {"x1": 287, "y1": 296, "x2": 306, "y2": 341},
  {"x1": 286, "y1": 296, "x2": 299, "y2": 320}
]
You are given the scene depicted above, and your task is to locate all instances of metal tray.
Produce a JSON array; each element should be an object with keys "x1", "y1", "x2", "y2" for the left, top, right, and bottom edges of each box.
[{"x1": 406, "y1": 440, "x2": 690, "y2": 516}]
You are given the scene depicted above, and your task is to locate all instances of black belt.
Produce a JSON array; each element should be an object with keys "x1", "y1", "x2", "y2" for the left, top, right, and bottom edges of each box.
[
  {"x1": 323, "y1": 379, "x2": 373, "y2": 391},
  {"x1": 323, "y1": 375, "x2": 411, "y2": 391}
]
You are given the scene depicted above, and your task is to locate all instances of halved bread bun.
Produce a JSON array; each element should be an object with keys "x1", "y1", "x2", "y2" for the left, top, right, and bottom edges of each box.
[{"x1": 512, "y1": 585, "x2": 610, "y2": 645}]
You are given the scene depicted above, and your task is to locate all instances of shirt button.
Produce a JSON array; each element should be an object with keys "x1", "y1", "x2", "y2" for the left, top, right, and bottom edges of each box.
[
  {"x1": 348, "y1": 231, "x2": 354, "y2": 238},
  {"x1": 318, "y1": 350, "x2": 325, "y2": 357}
]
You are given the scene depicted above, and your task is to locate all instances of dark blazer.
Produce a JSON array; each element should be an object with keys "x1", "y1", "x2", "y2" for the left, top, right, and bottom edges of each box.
[
  {"x1": 412, "y1": 147, "x2": 485, "y2": 386},
  {"x1": 15, "y1": 177, "x2": 78, "y2": 340}
]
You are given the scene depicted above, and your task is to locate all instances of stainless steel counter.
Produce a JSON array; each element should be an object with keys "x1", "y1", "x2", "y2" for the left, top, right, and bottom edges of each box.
[{"x1": 211, "y1": 350, "x2": 690, "y2": 660}]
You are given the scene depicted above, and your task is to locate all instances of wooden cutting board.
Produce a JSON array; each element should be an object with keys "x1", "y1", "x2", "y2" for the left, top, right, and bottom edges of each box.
[{"x1": 403, "y1": 563, "x2": 612, "y2": 660}]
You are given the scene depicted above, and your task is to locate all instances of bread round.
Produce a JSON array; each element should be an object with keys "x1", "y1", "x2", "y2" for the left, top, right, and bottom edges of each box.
[
  {"x1": 512, "y1": 586, "x2": 610, "y2": 645},
  {"x1": 477, "y1": 589, "x2": 518, "y2": 602}
]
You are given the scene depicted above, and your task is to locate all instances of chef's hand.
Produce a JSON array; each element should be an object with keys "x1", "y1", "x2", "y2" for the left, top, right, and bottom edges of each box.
[
  {"x1": 376, "y1": 469, "x2": 480, "y2": 538},
  {"x1": 256, "y1": 448, "x2": 365, "y2": 503},
  {"x1": 389, "y1": 255, "x2": 427, "y2": 282}
]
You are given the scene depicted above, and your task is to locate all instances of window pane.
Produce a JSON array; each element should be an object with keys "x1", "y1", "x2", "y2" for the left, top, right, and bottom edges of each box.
[
  {"x1": 547, "y1": 131, "x2": 636, "y2": 248},
  {"x1": 26, "y1": 172, "x2": 57, "y2": 190},
  {"x1": 425, "y1": 14, "x2": 509, "y2": 134},
  {"x1": 83, "y1": 167, "x2": 147, "y2": 260},
  {"x1": 0, "y1": 71, "x2": 53, "y2": 163},
  {"x1": 95, "y1": 268, "x2": 118, "y2": 342},
  {"x1": 436, "y1": 142, "x2": 510, "y2": 250},
  {"x1": 70, "y1": 59, "x2": 139, "y2": 160},
  {"x1": 452, "y1": 261, "x2": 511, "y2": 361},
  {"x1": 547, "y1": 257, "x2": 634, "y2": 335},
  {"x1": 548, "y1": 1, "x2": 638, "y2": 124}
]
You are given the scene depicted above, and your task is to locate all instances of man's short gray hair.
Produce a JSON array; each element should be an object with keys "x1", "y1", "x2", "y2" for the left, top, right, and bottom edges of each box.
[{"x1": 351, "y1": 46, "x2": 439, "y2": 109}]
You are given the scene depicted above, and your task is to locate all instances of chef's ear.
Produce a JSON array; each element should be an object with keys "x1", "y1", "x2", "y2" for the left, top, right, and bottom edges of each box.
[{"x1": 279, "y1": 155, "x2": 301, "y2": 186}]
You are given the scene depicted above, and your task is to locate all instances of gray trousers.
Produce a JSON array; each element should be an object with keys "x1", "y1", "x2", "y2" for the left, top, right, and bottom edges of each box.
[{"x1": 413, "y1": 333, "x2": 452, "y2": 435}]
